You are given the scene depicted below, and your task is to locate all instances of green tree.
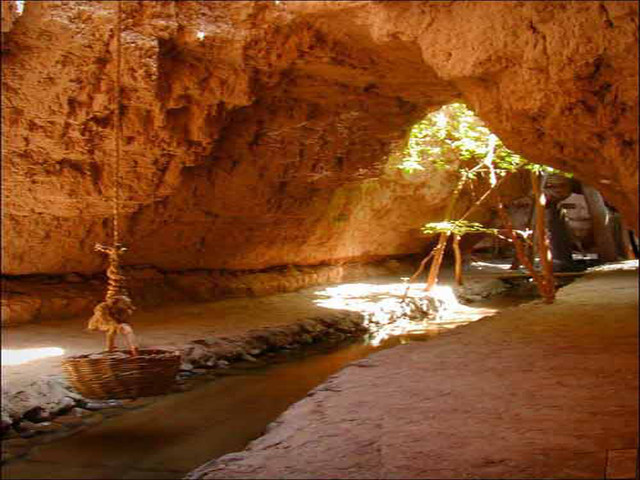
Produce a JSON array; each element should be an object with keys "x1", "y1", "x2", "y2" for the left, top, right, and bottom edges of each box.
[{"x1": 400, "y1": 103, "x2": 557, "y2": 302}]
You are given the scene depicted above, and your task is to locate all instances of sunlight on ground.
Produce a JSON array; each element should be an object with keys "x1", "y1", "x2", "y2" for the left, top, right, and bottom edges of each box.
[
  {"x1": 470, "y1": 261, "x2": 513, "y2": 271},
  {"x1": 1, "y1": 347, "x2": 65, "y2": 366},
  {"x1": 314, "y1": 282, "x2": 497, "y2": 346},
  {"x1": 590, "y1": 259, "x2": 639, "y2": 272}
]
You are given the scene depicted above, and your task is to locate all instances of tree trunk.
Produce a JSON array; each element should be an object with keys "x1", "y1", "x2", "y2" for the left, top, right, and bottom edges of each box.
[
  {"x1": 425, "y1": 233, "x2": 450, "y2": 290},
  {"x1": 453, "y1": 234, "x2": 463, "y2": 286},
  {"x1": 582, "y1": 184, "x2": 619, "y2": 262},
  {"x1": 425, "y1": 174, "x2": 466, "y2": 291},
  {"x1": 531, "y1": 171, "x2": 555, "y2": 303}
]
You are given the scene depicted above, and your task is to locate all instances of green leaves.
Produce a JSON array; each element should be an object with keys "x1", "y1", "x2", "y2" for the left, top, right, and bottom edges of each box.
[
  {"x1": 398, "y1": 103, "x2": 539, "y2": 175},
  {"x1": 421, "y1": 220, "x2": 499, "y2": 236}
]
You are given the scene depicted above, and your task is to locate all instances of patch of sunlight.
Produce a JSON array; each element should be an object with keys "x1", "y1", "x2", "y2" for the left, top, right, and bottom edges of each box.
[
  {"x1": 16, "y1": 0, "x2": 24, "y2": 15},
  {"x1": 314, "y1": 282, "x2": 495, "y2": 346},
  {"x1": 589, "y1": 259, "x2": 639, "y2": 272},
  {"x1": 2, "y1": 347, "x2": 65, "y2": 366},
  {"x1": 470, "y1": 261, "x2": 513, "y2": 271},
  {"x1": 196, "y1": 30, "x2": 206, "y2": 41}
]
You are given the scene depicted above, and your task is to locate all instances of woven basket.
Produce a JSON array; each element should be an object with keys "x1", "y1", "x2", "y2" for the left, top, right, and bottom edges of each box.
[{"x1": 62, "y1": 349, "x2": 181, "y2": 400}]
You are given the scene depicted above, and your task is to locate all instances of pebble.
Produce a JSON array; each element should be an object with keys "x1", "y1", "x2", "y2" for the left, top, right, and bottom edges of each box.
[
  {"x1": 100, "y1": 408, "x2": 123, "y2": 419},
  {"x1": 1, "y1": 450, "x2": 16, "y2": 464},
  {"x1": 63, "y1": 273, "x2": 85, "y2": 283},
  {"x1": 29, "y1": 432, "x2": 66, "y2": 445},
  {"x1": 3, "y1": 438, "x2": 30, "y2": 450},
  {"x1": 84, "y1": 400, "x2": 122, "y2": 410},
  {"x1": 83, "y1": 413, "x2": 104, "y2": 426},
  {"x1": 172, "y1": 384, "x2": 193, "y2": 393},
  {"x1": 23, "y1": 407, "x2": 51, "y2": 423},
  {"x1": 216, "y1": 360, "x2": 230, "y2": 368},
  {"x1": 241, "y1": 353, "x2": 258, "y2": 362},
  {"x1": 69, "y1": 407, "x2": 93, "y2": 418},
  {"x1": 121, "y1": 398, "x2": 153, "y2": 410},
  {"x1": 52, "y1": 415, "x2": 84, "y2": 428},
  {"x1": 3, "y1": 438, "x2": 31, "y2": 457},
  {"x1": 19, "y1": 421, "x2": 63, "y2": 433},
  {"x1": 2, "y1": 429, "x2": 20, "y2": 440}
]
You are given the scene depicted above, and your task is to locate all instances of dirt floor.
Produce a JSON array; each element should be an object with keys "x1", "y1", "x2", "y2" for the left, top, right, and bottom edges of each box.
[
  {"x1": 2, "y1": 263, "x2": 638, "y2": 479},
  {"x1": 188, "y1": 266, "x2": 639, "y2": 479}
]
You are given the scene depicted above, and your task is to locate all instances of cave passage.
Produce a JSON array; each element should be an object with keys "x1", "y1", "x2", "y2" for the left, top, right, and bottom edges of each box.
[{"x1": 1, "y1": 289, "x2": 528, "y2": 480}]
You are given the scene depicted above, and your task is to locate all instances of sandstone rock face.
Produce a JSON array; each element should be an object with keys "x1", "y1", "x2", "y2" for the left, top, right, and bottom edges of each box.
[{"x1": 2, "y1": 1, "x2": 637, "y2": 276}]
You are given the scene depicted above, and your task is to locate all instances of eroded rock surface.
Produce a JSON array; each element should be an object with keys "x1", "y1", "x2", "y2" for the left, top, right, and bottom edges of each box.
[{"x1": 2, "y1": 1, "x2": 637, "y2": 276}]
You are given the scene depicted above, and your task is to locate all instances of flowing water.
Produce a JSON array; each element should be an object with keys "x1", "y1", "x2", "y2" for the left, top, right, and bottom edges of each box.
[{"x1": 2, "y1": 296, "x2": 529, "y2": 480}]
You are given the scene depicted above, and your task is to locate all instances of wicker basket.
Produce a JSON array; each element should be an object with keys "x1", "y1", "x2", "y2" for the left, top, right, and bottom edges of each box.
[{"x1": 62, "y1": 348, "x2": 181, "y2": 400}]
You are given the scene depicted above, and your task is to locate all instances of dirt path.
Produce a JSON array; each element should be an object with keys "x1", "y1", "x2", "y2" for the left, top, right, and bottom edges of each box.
[{"x1": 189, "y1": 267, "x2": 639, "y2": 479}]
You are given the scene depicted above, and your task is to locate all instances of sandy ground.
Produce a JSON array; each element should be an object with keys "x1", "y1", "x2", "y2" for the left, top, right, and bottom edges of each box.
[
  {"x1": 189, "y1": 266, "x2": 639, "y2": 479},
  {"x1": 1, "y1": 265, "x2": 501, "y2": 395}
]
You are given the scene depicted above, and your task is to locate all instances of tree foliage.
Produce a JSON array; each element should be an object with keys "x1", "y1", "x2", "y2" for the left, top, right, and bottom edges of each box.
[
  {"x1": 398, "y1": 103, "x2": 561, "y2": 177},
  {"x1": 421, "y1": 220, "x2": 498, "y2": 237}
]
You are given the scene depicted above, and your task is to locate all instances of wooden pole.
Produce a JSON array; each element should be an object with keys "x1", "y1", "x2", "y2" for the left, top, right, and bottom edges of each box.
[
  {"x1": 453, "y1": 234, "x2": 463, "y2": 286},
  {"x1": 425, "y1": 233, "x2": 450, "y2": 290},
  {"x1": 530, "y1": 171, "x2": 555, "y2": 303}
]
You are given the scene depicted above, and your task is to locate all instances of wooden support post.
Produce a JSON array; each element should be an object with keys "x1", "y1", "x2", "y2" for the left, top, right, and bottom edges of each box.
[
  {"x1": 531, "y1": 171, "x2": 555, "y2": 303},
  {"x1": 453, "y1": 234, "x2": 463, "y2": 286},
  {"x1": 426, "y1": 233, "x2": 450, "y2": 291}
]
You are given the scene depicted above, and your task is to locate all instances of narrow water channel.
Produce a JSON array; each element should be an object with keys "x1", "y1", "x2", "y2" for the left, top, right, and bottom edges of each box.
[{"x1": 2, "y1": 296, "x2": 529, "y2": 480}]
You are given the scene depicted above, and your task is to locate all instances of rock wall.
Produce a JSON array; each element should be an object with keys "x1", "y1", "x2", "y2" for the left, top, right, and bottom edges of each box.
[{"x1": 2, "y1": 1, "x2": 637, "y2": 277}]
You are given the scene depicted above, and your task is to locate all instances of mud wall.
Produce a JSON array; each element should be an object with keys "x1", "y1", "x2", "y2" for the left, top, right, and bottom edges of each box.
[{"x1": 2, "y1": 1, "x2": 637, "y2": 276}]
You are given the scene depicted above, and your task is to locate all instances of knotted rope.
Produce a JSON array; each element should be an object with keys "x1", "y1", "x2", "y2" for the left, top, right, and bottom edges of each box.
[{"x1": 87, "y1": 2, "x2": 137, "y2": 354}]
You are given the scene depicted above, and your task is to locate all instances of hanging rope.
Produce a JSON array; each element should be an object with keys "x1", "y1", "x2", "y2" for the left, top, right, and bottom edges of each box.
[
  {"x1": 88, "y1": 2, "x2": 137, "y2": 354},
  {"x1": 113, "y1": 0, "x2": 122, "y2": 248}
]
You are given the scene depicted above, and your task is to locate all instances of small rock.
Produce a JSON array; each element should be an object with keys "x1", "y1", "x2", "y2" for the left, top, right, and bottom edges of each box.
[
  {"x1": 172, "y1": 383, "x2": 193, "y2": 393},
  {"x1": 2, "y1": 429, "x2": 20, "y2": 440},
  {"x1": 54, "y1": 396, "x2": 77, "y2": 415},
  {"x1": 3, "y1": 437, "x2": 30, "y2": 449},
  {"x1": 193, "y1": 368, "x2": 209, "y2": 374},
  {"x1": 100, "y1": 408, "x2": 122, "y2": 419},
  {"x1": 52, "y1": 415, "x2": 84, "y2": 428},
  {"x1": 23, "y1": 407, "x2": 51, "y2": 423},
  {"x1": 83, "y1": 413, "x2": 103, "y2": 426},
  {"x1": 180, "y1": 362, "x2": 194, "y2": 371},
  {"x1": 1, "y1": 450, "x2": 16, "y2": 464},
  {"x1": 1, "y1": 411, "x2": 12, "y2": 433},
  {"x1": 121, "y1": 398, "x2": 152, "y2": 410},
  {"x1": 69, "y1": 407, "x2": 92, "y2": 418},
  {"x1": 216, "y1": 360, "x2": 230, "y2": 368},
  {"x1": 298, "y1": 334, "x2": 314, "y2": 344},
  {"x1": 241, "y1": 353, "x2": 257, "y2": 362},
  {"x1": 3, "y1": 438, "x2": 31, "y2": 456},
  {"x1": 63, "y1": 273, "x2": 84, "y2": 283},
  {"x1": 84, "y1": 400, "x2": 121, "y2": 411},
  {"x1": 19, "y1": 420, "x2": 63, "y2": 433}
]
